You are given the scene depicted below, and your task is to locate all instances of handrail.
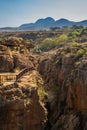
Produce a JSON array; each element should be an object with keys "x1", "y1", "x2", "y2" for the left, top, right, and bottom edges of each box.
[{"x1": 16, "y1": 67, "x2": 35, "y2": 81}]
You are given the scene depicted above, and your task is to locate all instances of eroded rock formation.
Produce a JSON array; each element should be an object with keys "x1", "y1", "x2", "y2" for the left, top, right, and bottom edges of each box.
[
  {"x1": 0, "y1": 45, "x2": 14, "y2": 72},
  {"x1": 39, "y1": 44, "x2": 87, "y2": 130},
  {"x1": 0, "y1": 70, "x2": 47, "y2": 130}
]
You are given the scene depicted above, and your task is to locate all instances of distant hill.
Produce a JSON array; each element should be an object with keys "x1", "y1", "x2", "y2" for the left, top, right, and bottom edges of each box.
[
  {"x1": 19, "y1": 17, "x2": 74, "y2": 31},
  {"x1": 54, "y1": 18, "x2": 75, "y2": 27},
  {"x1": 0, "y1": 27, "x2": 18, "y2": 32},
  {"x1": 0, "y1": 17, "x2": 87, "y2": 31},
  {"x1": 19, "y1": 17, "x2": 55, "y2": 30}
]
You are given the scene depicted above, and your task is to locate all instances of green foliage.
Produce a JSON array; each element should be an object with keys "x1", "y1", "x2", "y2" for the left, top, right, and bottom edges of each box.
[
  {"x1": 71, "y1": 41, "x2": 79, "y2": 47},
  {"x1": 40, "y1": 38, "x2": 55, "y2": 51},
  {"x1": 68, "y1": 27, "x2": 83, "y2": 40},
  {"x1": 38, "y1": 86, "x2": 48, "y2": 101},
  {"x1": 77, "y1": 49, "x2": 85, "y2": 57},
  {"x1": 32, "y1": 45, "x2": 39, "y2": 52},
  {"x1": 68, "y1": 31, "x2": 80, "y2": 38},
  {"x1": 75, "y1": 61, "x2": 81, "y2": 67},
  {"x1": 36, "y1": 34, "x2": 68, "y2": 51},
  {"x1": 55, "y1": 34, "x2": 68, "y2": 43}
]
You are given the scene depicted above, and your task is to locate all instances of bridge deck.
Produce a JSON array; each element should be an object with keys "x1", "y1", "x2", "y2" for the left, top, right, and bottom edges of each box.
[
  {"x1": 0, "y1": 73, "x2": 18, "y2": 83},
  {"x1": 0, "y1": 73, "x2": 18, "y2": 75}
]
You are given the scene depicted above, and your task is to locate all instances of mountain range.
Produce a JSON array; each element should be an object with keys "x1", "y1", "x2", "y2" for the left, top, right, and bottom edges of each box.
[{"x1": 0, "y1": 17, "x2": 87, "y2": 31}]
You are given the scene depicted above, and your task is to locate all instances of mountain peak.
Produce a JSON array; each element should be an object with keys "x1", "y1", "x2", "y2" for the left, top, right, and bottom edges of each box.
[
  {"x1": 35, "y1": 17, "x2": 55, "y2": 24},
  {"x1": 56, "y1": 18, "x2": 70, "y2": 22},
  {"x1": 55, "y1": 18, "x2": 75, "y2": 27},
  {"x1": 44, "y1": 17, "x2": 55, "y2": 22}
]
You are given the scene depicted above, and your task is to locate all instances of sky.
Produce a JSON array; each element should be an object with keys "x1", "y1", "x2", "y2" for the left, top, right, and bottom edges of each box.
[{"x1": 0, "y1": 0, "x2": 87, "y2": 27}]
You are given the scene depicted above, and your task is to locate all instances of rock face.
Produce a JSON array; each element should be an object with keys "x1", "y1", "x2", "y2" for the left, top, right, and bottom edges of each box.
[
  {"x1": 0, "y1": 37, "x2": 47, "y2": 130},
  {"x1": 67, "y1": 65, "x2": 87, "y2": 111},
  {"x1": 0, "y1": 54, "x2": 14, "y2": 72},
  {"x1": 13, "y1": 53, "x2": 34, "y2": 70},
  {"x1": 0, "y1": 45, "x2": 14, "y2": 72},
  {"x1": 0, "y1": 70, "x2": 47, "y2": 130},
  {"x1": 39, "y1": 45, "x2": 87, "y2": 130},
  {"x1": 0, "y1": 88, "x2": 46, "y2": 130},
  {"x1": 0, "y1": 43, "x2": 37, "y2": 72}
]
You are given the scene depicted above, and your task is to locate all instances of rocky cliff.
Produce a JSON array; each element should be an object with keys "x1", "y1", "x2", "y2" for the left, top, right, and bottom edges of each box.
[
  {"x1": 0, "y1": 42, "x2": 37, "y2": 72},
  {"x1": 39, "y1": 43, "x2": 87, "y2": 130},
  {"x1": 0, "y1": 70, "x2": 47, "y2": 130},
  {"x1": 0, "y1": 45, "x2": 14, "y2": 72},
  {"x1": 0, "y1": 38, "x2": 47, "y2": 130}
]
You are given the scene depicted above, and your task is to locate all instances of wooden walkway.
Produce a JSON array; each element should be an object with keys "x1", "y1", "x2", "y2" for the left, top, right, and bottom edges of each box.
[
  {"x1": 0, "y1": 73, "x2": 17, "y2": 83},
  {"x1": 0, "y1": 67, "x2": 35, "y2": 83}
]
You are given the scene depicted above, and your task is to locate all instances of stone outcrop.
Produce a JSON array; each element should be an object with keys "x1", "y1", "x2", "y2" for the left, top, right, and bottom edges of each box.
[
  {"x1": 0, "y1": 70, "x2": 47, "y2": 130},
  {"x1": 67, "y1": 60, "x2": 87, "y2": 111},
  {"x1": 0, "y1": 43, "x2": 37, "y2": 72},
  {"x1": 0, "y1": 45, "x2": 14, "y2": 72},
  {"x1": 0, "y1": 39, "x2": 47, "y2": 130},
  {"x1": 13, "y1": 53, "x2": 34, "y2": 70}
]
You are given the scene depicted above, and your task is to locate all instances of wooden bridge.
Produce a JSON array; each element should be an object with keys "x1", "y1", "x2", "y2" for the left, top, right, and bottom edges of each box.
[
  {"x1": 0, "y1": 73, "x2": 17, "y2": 83},
  {"x1": 0, "y1": 67, "x2": 34, "y2": 83}
]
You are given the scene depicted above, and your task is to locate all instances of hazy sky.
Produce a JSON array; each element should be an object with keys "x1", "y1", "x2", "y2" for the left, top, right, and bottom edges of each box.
[{"x1": 0, "y1": 0, "x2": 87, "y2": 27}]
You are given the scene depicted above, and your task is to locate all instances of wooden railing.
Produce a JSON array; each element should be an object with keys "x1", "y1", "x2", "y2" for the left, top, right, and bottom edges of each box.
[
  {"x1": 16, "y1": 67, "x2": 35, "y2": 81},
  {"x1": 0, "y1": 73, "x2": 17, "y2": 83}
]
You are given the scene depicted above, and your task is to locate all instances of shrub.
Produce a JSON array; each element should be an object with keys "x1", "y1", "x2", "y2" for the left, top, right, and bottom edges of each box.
[
  {"x1": 68, "y1": 30, "x2": 80, "y2": 38},
  {"x1": 55, "y1": 34, "x2": 68, "y2": 43},
  {"x1": 77, "y1": 49, "x2": 85, "y2": 57},
  {"x1": 38, "y1": 86, "x2": 48, "y2": 101},
  {"x1": 39, "y1": 38, "x2": 55, "y2": 51},
  {"x1": 39, "y1": 34, "x2": 68, "y2": 51},
  {"x1": 71, "y1": 42, "x2": 79, "y2": 47}
]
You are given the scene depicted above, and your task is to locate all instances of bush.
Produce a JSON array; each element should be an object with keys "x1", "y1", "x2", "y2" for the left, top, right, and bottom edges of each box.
[
  {"x1": 77, "y1": 49, "x2": 85, "y2": 57},
  {"x1": 71, "y1": 42, "x2": 79, "y2": 47},
  {"x1": 38, "y1": 34, "x2": 68, "y2": 51},
  {"x1": 38, "y1": 86, "x2": 48, "y2": 101},
  {"x1": 55, "y1": 34, "x2": 68, "y2": 43},
  {"x1": 68, "y1": 30, "x2": 80, "y2": 38},
  {"x1": 39, "y1": 38, "x2": 56, "y2": 51},
  {"x1": 33, "y1": 34, "x2": 68, "y2": 52}
]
